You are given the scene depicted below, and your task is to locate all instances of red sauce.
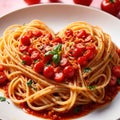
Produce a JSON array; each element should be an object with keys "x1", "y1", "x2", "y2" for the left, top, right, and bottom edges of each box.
[{"x1": 0, "y1": 83, "x2": 120, "y2": 120}]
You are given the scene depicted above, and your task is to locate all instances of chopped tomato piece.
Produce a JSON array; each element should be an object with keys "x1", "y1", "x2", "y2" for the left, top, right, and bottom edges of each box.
[
  {"x1": 21, "y1": 55, "x2": 33, "y2": 65},
  {"x1": 84, "y1": 35, "x2": 93, "y2": 42},
  {"x1": 21, "y1": 36, "x2": 31, "y2": 46},
  {"x1": 73, "y1": 46, "x2": 85, "y2": 58},
  {"x1": 31, "y1": 50, "x2": 41, "y2": 60},
  {"x1": 32, "y1": 30, "x2": 42, "y2": 37},
  {"x1": 33, "y1": 61, "x2": 44, "y2": 73},
  {"x1": 0, "y1": 72, "x2": 8, "y2": 84},
  {"x1": 28, "y1": 47, "x2": 38, "y2": 54},
  {"x1": 77, "y1": 56, "x2": 88, "y2": 67},
  {"x1": 54, "y1": 72, "x2": 64, "y2": 82},
  {"x1": 26, "y1": 30, "x2": 33, "y2": 38},
  {"x1": 63, "y1": 66, "x2": 75, "y2": 78},
  {"x1": 65, "y1": 29, "x2": 73, "y2": 37},
  {"x1": 45, "y1": 33, "x2": 53, "y2": 40},
  {"x1": 43, "y1": 65, "x2": 54, "y2": 78},
  {"x1": 83, "y1": 50, "x2": 94, "y2": 60},
  {"x1": 117, "y1": 49, "x2": 120, "y2": 57},
  {"x1": 19, "y1": 44, "x2": 29, "y2": 53},
  {"x1": 60, "y1": 57, "x2": 69, "y2": 67},
  {"x1": 52, "y1": 37, "x2": 62, "y2": 43},
  {"x1": 112, "y1": 66, "x2": 120, "y2": 78},
  {"x1": 76, "y1": 30, "x2": 87, "y2": 39},
  {"x1": 43, "y1": 54, "x2": 53, "y2": 63},
  {"x1": 0, "y1": 64, "x2": 4, "y2": 72},
  {"x1": 109, "y1": 75, "x2": 117, "y2": 86}
]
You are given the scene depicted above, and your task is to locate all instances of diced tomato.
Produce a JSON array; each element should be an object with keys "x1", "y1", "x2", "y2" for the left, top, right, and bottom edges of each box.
[
  {"x1": 86, "y1": 44, "x2": 96, "y2": 51},
  {"x1": 77, "y1": 56, "x2": 88, "y2": 67},
  {"x1": 52, "y1": 37, "x2": 62, "y2": 43},
  {"x1": 28, "y1": 47, "x2": 38, "y2": 54},
  {"x1": 19, "y1": 44, "x2": 29, "y2": 53},
  {"x1": 26, "y1": 30, "x2": 33, "y2": 38},
  {"x1": 0, "y1": 64, "x2": 4, "y2": 72},
  {"x1": 65, "y1": 29, "x2": 73, "y2": 37},
  {"x1": 60, "y1": 57, "x2": 69, "y2": 67},
  {"x1": 54, "y1": 72, "x2": 64, "y2": 82},
  {"x1": 21, "y1": 55, "x2": 33, "y2": 65},
  {"x1": 33, "y1": 61, "x2": 44, "y2": 73},
  {"x1": 63, "y1": 65, "x2": 75, "y2": 78},
  {"x1": 0, "y1": 72, "x2": 8, "y2": 84},
  {"x1": 73, "y1": 46, "x2": 85, "y2": 58},
  {"x1": 83, "y1": 49, "x2": 94, "y2": 60},
  {"x1": 112, "y1": 66, "x2": 120, "y2": 78},
  {"x1": 76, "y1": 30, "x2": 87, "y2": 39},
  {"x1": 84, "y1": 35, "x2": 93, "y2": 42},
  {"x1": 31, "y1": 50, "x2": 40, "y2": 60},
  {"x1": 46, "y1": 33, "x2": 53, "y2": 40},
  {"x1": 43, "y1": 65, "x2": 54, "y2": 78},
  {"x1": 117, "y1": 49, "x2": 120, "y2": 57},
  {"x1": 109, "y1": 75, "x2": 117, "y2": 86},
  {"x1": 43, "y1": 54, "x2": 53, "y2": 63},
  {"x1": 32, "y1": 30, "x2": 42, "y2": 37},
  {"x1": 21, "y1": 36, "x2": 31, "y2": 46}
]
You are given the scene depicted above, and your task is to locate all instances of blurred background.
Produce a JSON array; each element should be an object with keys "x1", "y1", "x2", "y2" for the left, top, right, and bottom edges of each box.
[{"x1": 0, "y1": 0, "x2": 120, "y2": 19}]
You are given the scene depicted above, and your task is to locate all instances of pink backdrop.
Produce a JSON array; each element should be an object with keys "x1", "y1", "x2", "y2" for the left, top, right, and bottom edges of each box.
[{"x1": 0, "y1": 0, "x2": 120, "y2": 19}]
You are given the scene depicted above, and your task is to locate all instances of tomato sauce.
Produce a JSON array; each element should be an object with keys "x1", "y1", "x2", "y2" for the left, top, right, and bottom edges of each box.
[
  {"x1": 18, "y1": 85, "x2": 119, "y2": 120},
  {"x1": 1, "y1": 84, "x2": 119, "y2": 120}
]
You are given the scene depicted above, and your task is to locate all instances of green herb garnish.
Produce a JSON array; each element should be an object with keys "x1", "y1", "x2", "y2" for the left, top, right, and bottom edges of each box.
[
  {"x1": 27, "y1": 79, "x2": 33, "y2": 87},
  {"x1": 88, "y1": 86, "x2": 96, "y2": 90},
  {"x1": 84, "y1": 67, "x2": 91, "y2": 73},
  {"x1": 73, "y1": 106, "x2": 81, "y2": 114},
  {"x1": 45, "y1": 44, "x2": 62, "y2": 65},
  {"x1": 109, "y1": 54, "x2": 112, "y2": 60},
  {"x1": 0, "y1": 96, "x2": 6, "y2": 102},
  {"x1": 117, "y1": 78, "x2": 120, "y2": 85},
  {"x1": 21, "y1": 60, "x2": 26, "y2": 65}
]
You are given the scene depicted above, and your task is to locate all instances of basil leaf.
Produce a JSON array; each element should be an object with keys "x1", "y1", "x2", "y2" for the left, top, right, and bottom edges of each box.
[
  {"x1": 0, "y1": 96, "x2": 6, "y2": 102},
  {"x1": 44, "y1": 51, "x2": 54, "y2": 56},
  {"x1": 52, "y1": 54, "x2": 60, "y2": 65},
  {"x1": 53, "y1": 44, "x2": 62, "y2": 52}
]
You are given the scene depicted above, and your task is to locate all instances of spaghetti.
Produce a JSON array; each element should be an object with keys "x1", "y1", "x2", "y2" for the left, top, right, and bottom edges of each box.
[{"x1": 0, "y1": 20, "x2": 120, "y2": 119}]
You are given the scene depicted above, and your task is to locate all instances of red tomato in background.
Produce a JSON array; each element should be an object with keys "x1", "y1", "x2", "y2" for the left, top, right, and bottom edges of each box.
[
  {"x1": 101, "y1": 0, "x2": 120, "y2": 16},
  {"x1": 24, "y1": 0, "x2": 40, "y2": 5},
  {"x1": 73, "y1": 0, "x2": 93, "y2": 6}
]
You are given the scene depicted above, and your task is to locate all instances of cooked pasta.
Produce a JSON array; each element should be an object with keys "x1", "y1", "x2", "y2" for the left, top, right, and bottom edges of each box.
[{"x1": 0, "y1": 20, "x2": 120, "y2": 119}]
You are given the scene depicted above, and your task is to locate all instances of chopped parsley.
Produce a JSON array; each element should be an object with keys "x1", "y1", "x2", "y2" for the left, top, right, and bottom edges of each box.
[
  {"x1": 0, "y1": 96, "x2": 6, "y2": 102},
  {"x1": 87, "y1": 85, "x2": 96, "y2": 90},
  {"x1": 73, "y1": 106, "x2": 81, "y2": 114},
  {"x1": 27, "y1": 79, "x2": 33, "y2": 87},
  {"x1": 84, "y1": 67, "x2": 91, "y2": 73}
]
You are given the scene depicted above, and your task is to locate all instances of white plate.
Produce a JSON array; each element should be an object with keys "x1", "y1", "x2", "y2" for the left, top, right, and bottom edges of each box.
[{"x1": 0, "y1": 4, "x2": 120, "y2": 120}]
